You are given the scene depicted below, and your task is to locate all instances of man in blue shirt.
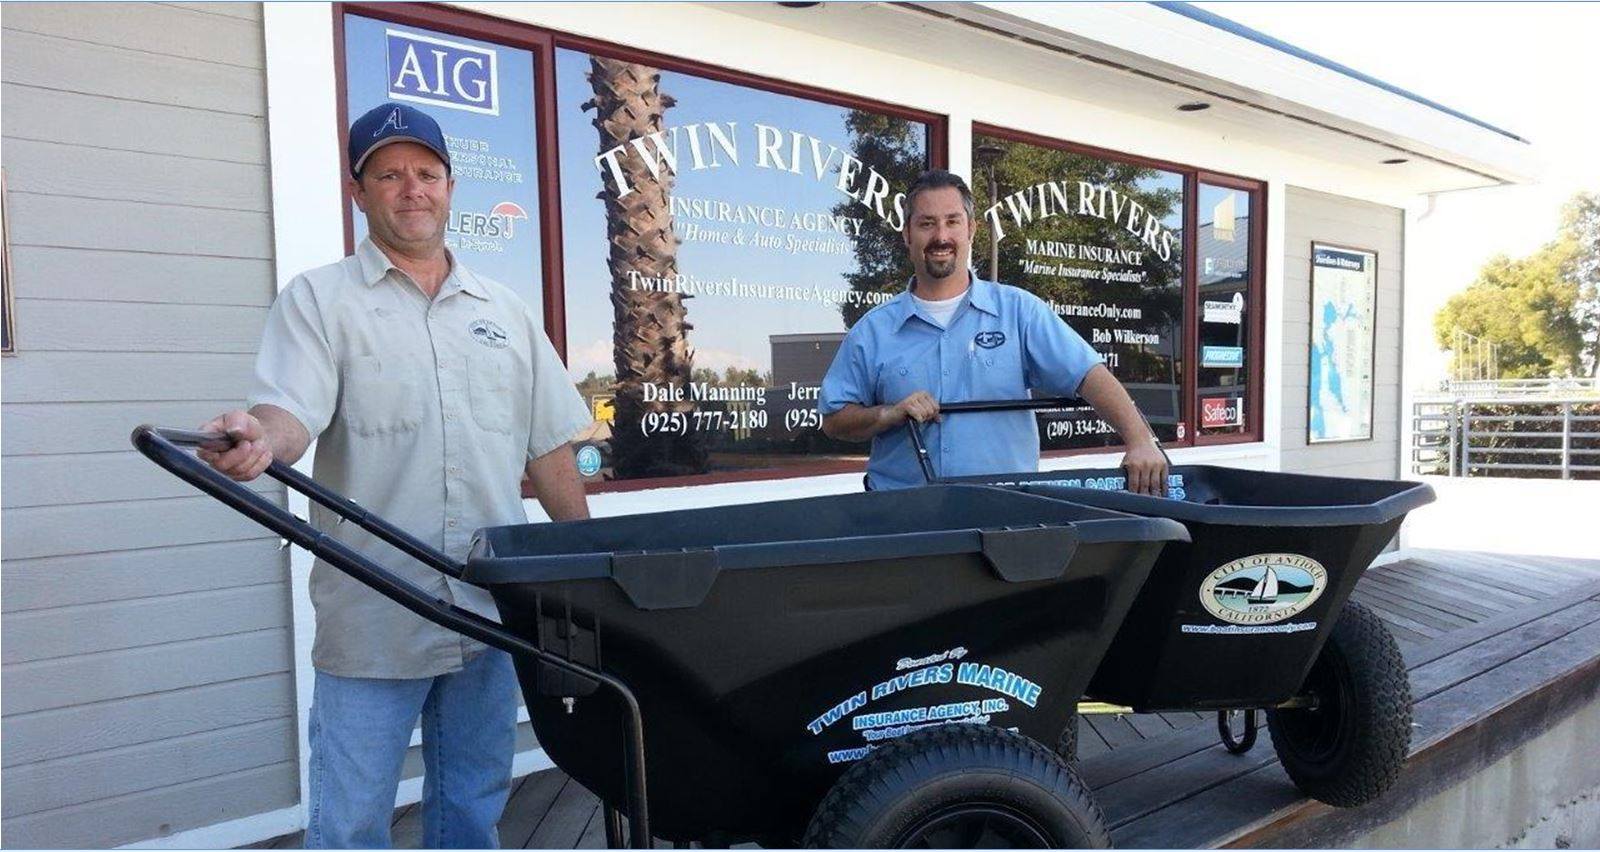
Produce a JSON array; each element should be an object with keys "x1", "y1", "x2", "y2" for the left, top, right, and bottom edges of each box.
[{"x1": 819, "y1": 170, "x2": 1169, "y2": 493}]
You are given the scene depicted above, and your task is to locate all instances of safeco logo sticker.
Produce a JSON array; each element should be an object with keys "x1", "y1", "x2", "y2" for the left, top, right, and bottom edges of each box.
[{"x1": 1199, "y1": 553, "x2": 1327, "y2": 625}]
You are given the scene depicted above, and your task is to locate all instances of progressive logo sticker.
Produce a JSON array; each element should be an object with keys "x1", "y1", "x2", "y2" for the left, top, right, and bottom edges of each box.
[{"x1": 1199, "y1": 553, "x2": 1328, "y2": 625}]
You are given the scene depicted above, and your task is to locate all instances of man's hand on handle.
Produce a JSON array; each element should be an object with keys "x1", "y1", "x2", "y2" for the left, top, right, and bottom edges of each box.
[
  {"x1": 888, "y1": 391, "x2": 941, "y2": 427},
  {"x1": 1121, "y1": 439, "x2": 1168, "y2": 497},
  {"x1": 196, "y1": 410, "x2": 274, "y2": 482}
]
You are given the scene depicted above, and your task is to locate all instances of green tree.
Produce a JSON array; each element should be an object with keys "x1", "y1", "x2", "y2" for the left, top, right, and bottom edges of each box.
[
  {"x1": 834, "y1": 111, "x2": 926, "y2": 328},
  {"x1": 1559, "y1": 192, "x2": 1600, "y2": 375},
  {"x1": 1434, "y1": 238, "x2": 1585, "y2": 378}
]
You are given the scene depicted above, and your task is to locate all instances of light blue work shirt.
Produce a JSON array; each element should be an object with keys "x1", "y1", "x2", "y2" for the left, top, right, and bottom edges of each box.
[{"x1": 819, "y1": 275, "x2": 1102, "y2": 490}]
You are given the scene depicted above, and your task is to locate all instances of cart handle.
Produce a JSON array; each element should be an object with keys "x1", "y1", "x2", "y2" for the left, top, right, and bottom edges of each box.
[
  {"x1": 905, "y1": 398, "x2": 1172, "y2": 486},
  {"x1": 155, "y1": 428, "x2": 467, "y2": 579},
  {"x1": 131, "y1": 425, "x2": 654, "y2": 848}
]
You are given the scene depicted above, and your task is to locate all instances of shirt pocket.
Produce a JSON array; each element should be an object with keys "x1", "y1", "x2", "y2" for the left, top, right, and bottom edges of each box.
[
  {"x1": 969, "y1": 339, "x2": 1028, "y2": 399},
  {"x1": 877, "y1": 356, "x2": 937, "y2": 406},
  {"x1": 342, "y1": 355, "x2": 422, "y2": 436},
  {"x1": 468, "y1": 353, "x2": 516, "y2": 435}
]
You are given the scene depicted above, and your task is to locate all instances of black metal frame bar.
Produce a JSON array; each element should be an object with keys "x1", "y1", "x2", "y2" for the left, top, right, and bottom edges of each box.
[
  {"x1": 905, "y1": 398, "x2": 1172, "y2": 484},
  {"x1": 131, "y1": 426, "x2": 653, "y2": 848}
]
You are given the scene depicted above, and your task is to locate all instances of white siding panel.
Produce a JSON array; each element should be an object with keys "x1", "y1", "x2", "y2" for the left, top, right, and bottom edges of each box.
[
  {"x1": 2, "y1": 540, "x2": 285, "y2": 613},
  {"x1": 2, "y1": 674, "x2": 293, "y2": 767},
  {"x1": 0, "y1": 29, "x2": 264, "y2": 114},
  {"x1": 161, "y1": 1, "x2": 264, "y2": 22},
  {"x1": 3, "y1": 583, "x2": 290, "y2": 664},
  {"x1": 4, "y1": 400, "x2": 263, "y2": 456},
  {"x1": 2, "y1": 496, "x2": 274, "y2": 560},
  {"x1": 1280, "y1": 184, "x2": 1404, "y2": 479},
  {"x1": 5, "y1": 300, "x2": 268, "y2": 354},
  {"x1": 1, "y1": 352, "x2": 256, "y2": 403},
  {"x1": 3, "y1": 719, "x2": 295, "y2": 818},
  {"x1": 5, "y1": 245, "x2": 276, "y2": 306},
  {"x1": 0, "y1": 761, "x2": 297, "y2": 849},
  {"x1": 1, "y1": 4, "x2": 292, "y2": 846},
  {"x1": 1, "y1": 3, "x2": 264, "y2": 68},
  {"x1": 6, "y1": 193, "x2": 272, "y2": 258},
  {"x1": 1, "y1": 138, "x2": 271, "y2": 211},
  {"x1": 3, "y1": 451, "x2": 279, "y2": 508},
  {"x1": 2, "y1": 628, "x2": 292, "y2": 715},
  {"x1": 0, "y1": 83, "x2": 269, "y2": 164}
]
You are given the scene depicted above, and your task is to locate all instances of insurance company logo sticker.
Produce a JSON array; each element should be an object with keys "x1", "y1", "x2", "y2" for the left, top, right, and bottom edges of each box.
[
  {"x1": 1199, "y1": 553, "x2": 1328, "y2": 625},
  {"x1": 575, "y1": 445, "x2": 603, "y2": 477}
]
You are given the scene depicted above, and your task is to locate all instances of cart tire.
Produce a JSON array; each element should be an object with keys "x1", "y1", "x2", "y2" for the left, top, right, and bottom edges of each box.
[
  {"x1": 1267, "y1": 600, "x2": 1412, "y2": 808},
  {"x1": 1055, "y1": 713, "x2": 1080, "y2": 763},
  {"x1": 802, "y1": 725, "x2": 1109, "y2": 849}
]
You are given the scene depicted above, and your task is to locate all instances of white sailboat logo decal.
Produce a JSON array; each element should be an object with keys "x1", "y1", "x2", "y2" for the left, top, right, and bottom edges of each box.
[
  {"x1": 1247, "y1": 566, "x2": 1280, "y2": 604},
  {"x1": 1199, "y1": 554, "x2": 1329, "y2": 625}
]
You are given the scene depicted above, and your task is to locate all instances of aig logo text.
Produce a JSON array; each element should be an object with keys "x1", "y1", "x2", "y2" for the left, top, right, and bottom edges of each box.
[{"x1": 386, "y1": 29, "x2": 499, "y2": 116}]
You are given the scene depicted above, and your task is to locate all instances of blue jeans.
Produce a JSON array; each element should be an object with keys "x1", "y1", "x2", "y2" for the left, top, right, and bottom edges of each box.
[{"x1": 305, "y1": 649, "x2": 517, "y2": 848}]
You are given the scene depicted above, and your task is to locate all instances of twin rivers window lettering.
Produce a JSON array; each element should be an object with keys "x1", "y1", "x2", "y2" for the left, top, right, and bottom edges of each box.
[{"x1": 343, "y1": 12, "x2": 1263, "y2": 488}]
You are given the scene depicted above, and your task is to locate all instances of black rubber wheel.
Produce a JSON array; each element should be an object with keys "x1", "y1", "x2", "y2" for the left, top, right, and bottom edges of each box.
[
  {"x1": 1218, "y1": 709, "x2": 1259, "y2": 754},
  {"x1": 803, "y1": 725, "x2": 1110, "y2": 848},
  {"x1": 1055, "y1": 713, "x2": 1080, "y2": 763},
  {"x1": 1267, "y1": 599, "x2": 1413, "y2": 807}
]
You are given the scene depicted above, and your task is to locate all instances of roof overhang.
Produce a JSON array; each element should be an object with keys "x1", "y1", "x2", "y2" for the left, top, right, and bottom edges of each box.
[{"x1": 719, "y1": 2, "x2": 1539, "y2": 193}]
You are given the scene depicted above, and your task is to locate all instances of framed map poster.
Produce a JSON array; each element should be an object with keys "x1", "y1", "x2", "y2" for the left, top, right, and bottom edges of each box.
[{"x1": 1307, "y1": 242, "x2": 1376, "y2": 443}]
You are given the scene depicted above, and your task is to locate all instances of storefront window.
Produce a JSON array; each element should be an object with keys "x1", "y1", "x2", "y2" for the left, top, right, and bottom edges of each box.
[
  {"x1": 342, "y1": 14, "x2": 545, "y2": 312},
  {"x1": 971, "y1": 132, "x2": 1186, "y2": 450},
  {"x1": 555, "y1": 47, "x2": 935, "y2": 484},
  {"x1": 1197, "y1": 182, "x2": 1253, "y2": 436},
  {"x1": 972, "y1": 126, "x2": 1264, "y2": 450}
]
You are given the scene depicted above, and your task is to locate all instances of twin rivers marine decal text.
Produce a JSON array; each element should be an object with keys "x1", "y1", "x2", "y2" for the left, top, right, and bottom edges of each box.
[{"x1": 803, "y1": 646, "x2": 1045, "y2": 765}]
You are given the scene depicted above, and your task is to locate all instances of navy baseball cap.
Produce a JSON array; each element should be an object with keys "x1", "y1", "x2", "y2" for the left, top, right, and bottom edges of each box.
[{"x1": 348, "y1": 103, "x2": 451, "y2": 177}]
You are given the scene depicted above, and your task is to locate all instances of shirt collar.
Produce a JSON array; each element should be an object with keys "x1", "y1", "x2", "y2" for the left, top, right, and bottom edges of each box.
[
  {"x1": 892, "y1": 271, "x2": 999, "y2": 329},
  {"x1": 355, "y1": 236, "x2": 489, "y2": 301}
]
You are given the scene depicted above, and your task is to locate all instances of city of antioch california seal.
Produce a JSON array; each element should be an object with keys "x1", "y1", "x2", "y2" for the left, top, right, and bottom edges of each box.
[{"x1": 1199, "y1": 553, "x2": 1328, "y2": 625}]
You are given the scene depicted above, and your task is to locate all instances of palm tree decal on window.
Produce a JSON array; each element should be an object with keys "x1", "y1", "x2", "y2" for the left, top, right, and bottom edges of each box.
[{"x1": 583, "y1": 57, "x2": 707, "y2": 478}]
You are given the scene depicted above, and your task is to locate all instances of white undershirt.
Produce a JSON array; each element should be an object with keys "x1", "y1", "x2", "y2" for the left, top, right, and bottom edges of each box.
[{"x1": 913, "y1": 291, "x2": 966, "y2": 328}]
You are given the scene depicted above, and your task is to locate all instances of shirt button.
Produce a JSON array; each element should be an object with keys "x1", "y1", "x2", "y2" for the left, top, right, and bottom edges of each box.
[
  {"x1": 444, "y1": 412, "x2": 456, "y2": 421},
  {"x1": 447, "y1": 519, "x2": 458, "y2": 528}
]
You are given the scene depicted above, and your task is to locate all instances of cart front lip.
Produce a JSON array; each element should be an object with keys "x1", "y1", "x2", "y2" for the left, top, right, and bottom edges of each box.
[
  {"x1": 460, "y1": 484, "x2": 1189, "y2": 603},
  {"x1": 948, "y1": 465, "x2": 1436, "y2": 528}
]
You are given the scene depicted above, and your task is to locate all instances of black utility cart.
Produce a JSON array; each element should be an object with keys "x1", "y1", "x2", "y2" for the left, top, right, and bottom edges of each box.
[
  {"x1": 134, "y1": 425, "x2": 1186, "y2": 848},
  {"x1": 922, "y1": 399, "x2": 1436, "y2": 808}
]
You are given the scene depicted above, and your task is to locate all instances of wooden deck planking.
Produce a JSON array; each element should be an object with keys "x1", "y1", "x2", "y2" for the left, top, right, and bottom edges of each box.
[{"x1": 245, "y1": 550, "x2": 1600, "y2": 849}]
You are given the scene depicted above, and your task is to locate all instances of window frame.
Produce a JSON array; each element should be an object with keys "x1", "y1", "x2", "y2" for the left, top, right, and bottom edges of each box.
[
  {"x1": 970, "y1": 121, "x2": 1266, "y2": 452},
  {"x1": 334, "y1": 2, "x2": 950, "y2": 492}
]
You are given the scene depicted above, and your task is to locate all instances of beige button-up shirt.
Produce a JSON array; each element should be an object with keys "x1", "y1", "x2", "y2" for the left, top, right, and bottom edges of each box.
[{"x1": 249, "y1": 238, "x2": 591, "y2": 678}]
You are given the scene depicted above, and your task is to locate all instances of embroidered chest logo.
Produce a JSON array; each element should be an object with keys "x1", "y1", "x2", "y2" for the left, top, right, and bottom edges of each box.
[
  {"x1": 468, "y1": 319, "x2": 509, "y2": 349},
  {"x1": 974, "y1": 331, "x2": 1006, "y2": 349}
]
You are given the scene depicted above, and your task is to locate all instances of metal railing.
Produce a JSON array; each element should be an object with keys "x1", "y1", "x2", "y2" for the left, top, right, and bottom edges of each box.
[
  {"x1": 1413, "y1": 398, "x2": 1600, "y2": 479},
  {"x1": 1419, "y1": 377, "x2": 1600, "y2": 400}
]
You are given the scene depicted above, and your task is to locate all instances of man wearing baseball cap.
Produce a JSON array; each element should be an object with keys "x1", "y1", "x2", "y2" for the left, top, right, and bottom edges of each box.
[{"x1": 198, "y1": 103, "x2": 592, "y2": 847}]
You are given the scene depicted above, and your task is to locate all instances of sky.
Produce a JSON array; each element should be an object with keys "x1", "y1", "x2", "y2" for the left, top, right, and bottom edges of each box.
[{"x1": 1192, "y1": 2, "x2": 1600, "y2": 385}]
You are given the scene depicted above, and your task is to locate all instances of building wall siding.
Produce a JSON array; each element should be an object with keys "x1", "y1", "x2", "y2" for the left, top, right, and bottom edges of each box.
[
  {"x1": 0, "y1": 4, "x2": 298, "y2": 847},
  {"x1": 1279, "y1": 186, "x2": 1405, "y2": 480}
]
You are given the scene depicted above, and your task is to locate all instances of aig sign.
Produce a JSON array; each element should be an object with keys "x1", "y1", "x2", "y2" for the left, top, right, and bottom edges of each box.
[{"x1": 385, "y1": 29, "x2": 499, "y2": 116}]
